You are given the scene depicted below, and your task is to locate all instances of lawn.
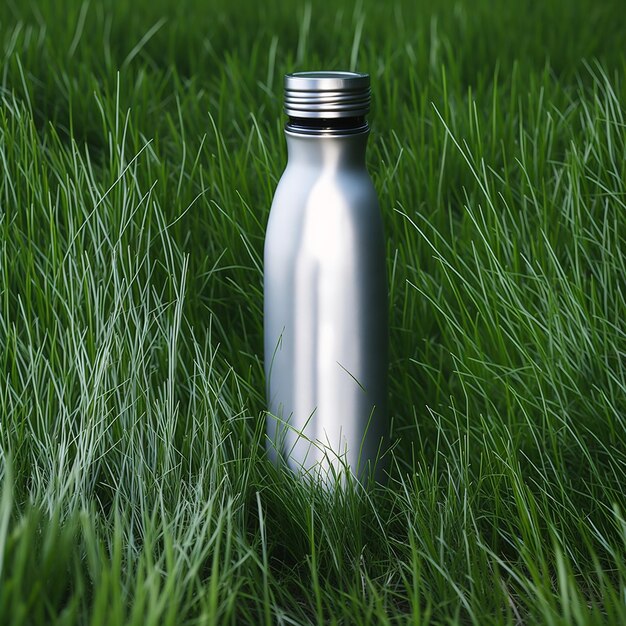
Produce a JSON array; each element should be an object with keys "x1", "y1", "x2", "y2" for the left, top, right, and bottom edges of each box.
[{"x1": 1, "y1": 0, "x2": 625, "y2": 623}]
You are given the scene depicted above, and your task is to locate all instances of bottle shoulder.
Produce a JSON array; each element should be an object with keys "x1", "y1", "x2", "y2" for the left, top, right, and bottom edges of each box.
[{"x1": 272, "y1": 163, "x2": 379, "y2": 210}]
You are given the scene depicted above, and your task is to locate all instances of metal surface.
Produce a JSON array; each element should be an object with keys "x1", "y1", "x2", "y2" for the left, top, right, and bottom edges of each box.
[
  {"x1": 264, "y1": 123, "x2": 388, "y2": 483},
  {"x1": 284, "y1": 71, "x2": 371, "y2": 119}
]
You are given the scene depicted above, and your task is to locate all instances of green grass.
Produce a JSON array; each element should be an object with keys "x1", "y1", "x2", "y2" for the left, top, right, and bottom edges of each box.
[{"x1": 1, "y1": 0, "x2": 625, "y2": 623}]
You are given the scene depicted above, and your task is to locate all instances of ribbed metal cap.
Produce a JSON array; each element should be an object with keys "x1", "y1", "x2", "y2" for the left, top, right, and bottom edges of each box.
[{"x1": 284, "y1": 71, "x2": 371, "y2": 119}]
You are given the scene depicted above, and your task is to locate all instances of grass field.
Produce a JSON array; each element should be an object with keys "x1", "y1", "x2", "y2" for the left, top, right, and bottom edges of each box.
[{"x1": 1, "y1": 0, "x2": 626, "y2": 623}]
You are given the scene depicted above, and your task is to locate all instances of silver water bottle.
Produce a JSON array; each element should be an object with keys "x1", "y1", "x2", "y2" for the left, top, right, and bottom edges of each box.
[{"x1": 264, "y1": 71, "x2": 388, "y2": 482}]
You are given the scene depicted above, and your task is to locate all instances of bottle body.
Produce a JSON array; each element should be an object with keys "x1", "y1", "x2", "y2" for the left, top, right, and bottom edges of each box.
[{"x1": 264, "y1": 128, "x2": 388, "y2": 481}]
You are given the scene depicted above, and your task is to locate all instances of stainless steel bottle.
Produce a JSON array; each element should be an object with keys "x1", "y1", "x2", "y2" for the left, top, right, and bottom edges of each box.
[{"x1": 264, "y1": 71, "x2": 387, "y2": 482}]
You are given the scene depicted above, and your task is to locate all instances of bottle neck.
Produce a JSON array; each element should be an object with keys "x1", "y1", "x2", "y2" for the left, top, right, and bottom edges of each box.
[
  {"x1": 286, "y1": 116, "x2": 368, "y2": 135},
  {"x1": 284, "y1": 127, "x2": 369, "y2": 170}
]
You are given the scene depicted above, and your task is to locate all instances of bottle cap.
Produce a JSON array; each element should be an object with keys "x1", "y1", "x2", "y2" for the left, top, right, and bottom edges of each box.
[{"x1": 284, "y1": 71, "x2": 371, "y2": 119}]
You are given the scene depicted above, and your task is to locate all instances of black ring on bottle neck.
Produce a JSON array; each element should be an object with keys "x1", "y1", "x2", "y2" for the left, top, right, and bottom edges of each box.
[{"x1": 286, "y1": 116, "x2": 368, "y2": 136}]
